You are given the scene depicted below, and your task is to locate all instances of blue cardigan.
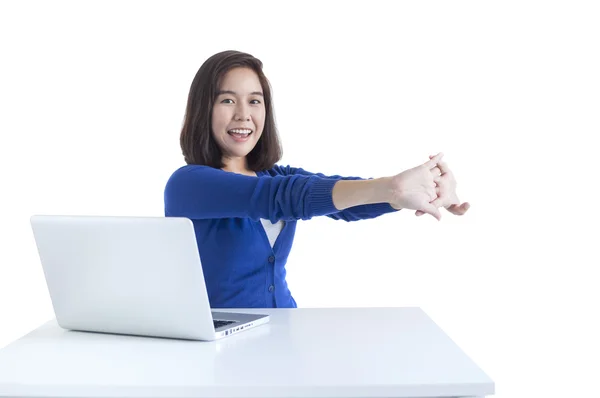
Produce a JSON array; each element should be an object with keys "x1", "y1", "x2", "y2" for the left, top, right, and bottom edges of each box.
[{"x1": 164, "y1": 164, "x2": 398, "y2": 308}]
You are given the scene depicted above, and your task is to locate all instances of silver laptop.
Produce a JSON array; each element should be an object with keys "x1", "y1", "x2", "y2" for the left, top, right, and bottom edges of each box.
[{"x1": 29, "y1": 215, "x2": 269, "y2": 341}]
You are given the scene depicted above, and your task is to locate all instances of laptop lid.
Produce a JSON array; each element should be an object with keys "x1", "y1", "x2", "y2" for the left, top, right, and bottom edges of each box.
[{"x1": 30, "y1": 215, "x2": 218, "y2": 340}]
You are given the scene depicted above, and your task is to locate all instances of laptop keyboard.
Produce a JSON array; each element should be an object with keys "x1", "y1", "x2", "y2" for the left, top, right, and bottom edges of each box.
[{"x1": 213, "y1": 319, "x2": 236, "y2": 329}]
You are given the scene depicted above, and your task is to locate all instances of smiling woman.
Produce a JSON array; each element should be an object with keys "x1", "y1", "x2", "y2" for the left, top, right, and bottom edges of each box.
[
  {"x1": 164, "y1": 50, "x2": 470, "y2": 309},
  {"x1": 178, "y1": 51, "x2": 281, "y2": 175}
]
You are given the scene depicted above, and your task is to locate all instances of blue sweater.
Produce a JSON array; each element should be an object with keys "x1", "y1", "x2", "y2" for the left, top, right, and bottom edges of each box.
[{"x1": 163, "y1": 164, "x2": 398, "y2": 308}]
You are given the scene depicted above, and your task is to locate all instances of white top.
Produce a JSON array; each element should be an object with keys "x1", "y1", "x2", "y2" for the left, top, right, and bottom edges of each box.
[
  {"x1": 259, "y1": 219, "x2": 284, "y2": 247},
  {"x1": 0, "y1": 308, "x2": 495, "y2": 398}
]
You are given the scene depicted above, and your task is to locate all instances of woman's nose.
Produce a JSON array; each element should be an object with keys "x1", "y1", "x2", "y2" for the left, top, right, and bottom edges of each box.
[{"x1": 234, "y1": 103, "x2": 250, "y2": 121}]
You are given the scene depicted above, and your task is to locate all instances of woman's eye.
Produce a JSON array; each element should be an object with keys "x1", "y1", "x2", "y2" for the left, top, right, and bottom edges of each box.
[{"x1": 220, "y1": 98, "x2": 261, "y2": 104}]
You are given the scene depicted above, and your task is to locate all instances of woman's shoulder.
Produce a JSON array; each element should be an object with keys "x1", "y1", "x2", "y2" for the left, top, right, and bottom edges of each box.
[
  {"x1": 260, "y1": 164, "x2": 300, "y2": 177},
  {"x1": 165, "y1": 164, "x2": 224, "y2": 187},
  {"x1": 170, "y1": 164, "x2": 218, "y2": 176}
]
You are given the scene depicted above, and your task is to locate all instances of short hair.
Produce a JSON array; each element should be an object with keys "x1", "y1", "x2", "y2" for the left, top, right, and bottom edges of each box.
[{"x1": 180, "y1": 50, "x2": 282, "y2": 170}]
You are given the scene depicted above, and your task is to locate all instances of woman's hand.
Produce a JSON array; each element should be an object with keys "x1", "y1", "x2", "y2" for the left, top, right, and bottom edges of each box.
[
  {"x1": 388, "y1": 153, "x2": 445, "y2": 221},
  {"x1": 415, "y1": 156, "x2": 470, "y2": 217}
]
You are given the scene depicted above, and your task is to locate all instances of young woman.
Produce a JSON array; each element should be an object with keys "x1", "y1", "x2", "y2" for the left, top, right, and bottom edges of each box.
[{"x1": 164, "y1": 50, "x2": 470, "y2": 308}]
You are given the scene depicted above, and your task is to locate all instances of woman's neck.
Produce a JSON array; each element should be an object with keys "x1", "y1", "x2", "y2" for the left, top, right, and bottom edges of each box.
[{"x1": 222, "y1": 157, "x2": 256, "y2": 177}]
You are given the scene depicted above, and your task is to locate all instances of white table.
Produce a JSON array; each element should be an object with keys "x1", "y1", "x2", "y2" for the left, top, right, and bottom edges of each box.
[{"x1": 0, "y1": 307, "x2": 494, "y2": 398}]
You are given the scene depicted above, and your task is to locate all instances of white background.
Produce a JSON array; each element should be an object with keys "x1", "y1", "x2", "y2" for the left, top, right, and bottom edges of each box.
[{"x1": 1, "y1": 1, "x2": 599, "y2": 397}]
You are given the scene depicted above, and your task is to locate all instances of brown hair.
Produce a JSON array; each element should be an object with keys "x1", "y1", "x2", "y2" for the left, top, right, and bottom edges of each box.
[{"x1": 180, "y1": 50, "x2": 282, "y2": 170}]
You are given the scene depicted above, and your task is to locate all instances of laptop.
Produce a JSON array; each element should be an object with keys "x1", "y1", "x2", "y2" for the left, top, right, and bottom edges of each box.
[{"x1": 29, "y1": 215, "x2": 270, "y2": 341}]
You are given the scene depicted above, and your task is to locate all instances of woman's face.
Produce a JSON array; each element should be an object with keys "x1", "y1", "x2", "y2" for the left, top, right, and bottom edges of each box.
[{"x1": 211, "y1": 67, "x2": 266, "y2": 161}]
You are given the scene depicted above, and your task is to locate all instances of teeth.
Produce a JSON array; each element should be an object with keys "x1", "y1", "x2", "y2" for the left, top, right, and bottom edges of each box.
[{"x1": 229, "y1": 129, "x2": 251, "y2": 135}]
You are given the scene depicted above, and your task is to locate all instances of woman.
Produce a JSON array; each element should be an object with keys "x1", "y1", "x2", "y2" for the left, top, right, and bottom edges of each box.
[{"x1": 164, "y1": 50, "x2": 469, "y2": 308}]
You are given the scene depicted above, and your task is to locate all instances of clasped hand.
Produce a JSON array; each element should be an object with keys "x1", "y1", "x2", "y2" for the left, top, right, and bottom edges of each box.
[{"x1": 389, "y1": 153, "x2": 470, "y2": 221}]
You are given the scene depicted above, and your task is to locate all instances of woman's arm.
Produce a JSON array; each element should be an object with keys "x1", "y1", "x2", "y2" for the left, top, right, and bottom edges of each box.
[
  {"x1": 269, "y1": 165, "x2": 399, "y2": 222},
  {"x1": 163, "y1": 165, "x2": 394, "y2": 222}
]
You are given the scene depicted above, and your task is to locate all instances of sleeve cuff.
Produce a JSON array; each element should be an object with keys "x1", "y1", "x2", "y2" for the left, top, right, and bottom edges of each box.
[
  {"x1": 306, "y1": 177, "x2": 340, "y2": 217},
  {"x1": 367, "y1": 202, "x2": 399, "y2": 214}
]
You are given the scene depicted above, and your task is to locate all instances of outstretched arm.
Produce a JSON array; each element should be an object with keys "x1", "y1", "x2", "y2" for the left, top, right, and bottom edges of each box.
[
  {"x1": 269, "y1": 165, "x2": 399, "y2": 222},
  {"x1": 164, "y1": 165, "x2": 394, "y2": 223}
]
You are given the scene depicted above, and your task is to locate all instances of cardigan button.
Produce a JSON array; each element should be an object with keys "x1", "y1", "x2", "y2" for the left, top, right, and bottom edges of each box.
[
  {"x1": 268, "y1": 285, "x2": 275, "y2": 292},
  {"x1": 268, "y1": 255, "x2": 275, "y2": 263}
]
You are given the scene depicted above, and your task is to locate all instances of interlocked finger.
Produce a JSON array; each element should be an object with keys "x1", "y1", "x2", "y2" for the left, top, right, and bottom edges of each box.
[
  {"x1": 438, "y1": 161, "x2": 450, "y2": 176},
  {"x1": 427, "y1": 187, "x2": 437, "y2": 202},
  {"x1": 427, "y1": 182, "x2": 440, "y2": 197},
  {"x1": 430, "y1": 166, "x2": 441, "y2": 177}
]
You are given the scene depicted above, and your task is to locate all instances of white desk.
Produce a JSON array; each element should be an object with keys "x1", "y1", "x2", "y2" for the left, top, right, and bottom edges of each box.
[{"x1": 0, "y1": 307, "x2": 494, "y2": 398}]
